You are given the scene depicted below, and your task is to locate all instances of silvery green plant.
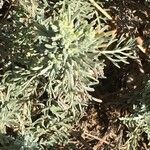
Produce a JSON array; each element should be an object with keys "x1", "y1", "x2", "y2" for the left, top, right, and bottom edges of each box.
[
  {"x1": 0, "y1": 0, "x2": 135, "y2": 149},
  {"x1": 121, "y1": 80, "x2": 150, "y2": 150}
]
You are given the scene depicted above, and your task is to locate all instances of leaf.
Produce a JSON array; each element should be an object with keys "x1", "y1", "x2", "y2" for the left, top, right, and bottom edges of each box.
[
  {"x1": 38, "y1": 66, "x2": 52, "y2": 76},
  {"x1": 31, "y1": 66, "x2": 43, "y2": 71}
]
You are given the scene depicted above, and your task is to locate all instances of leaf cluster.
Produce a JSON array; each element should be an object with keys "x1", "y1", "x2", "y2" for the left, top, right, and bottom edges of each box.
[{"x1": 121, "y1": 79, "x2": 150, "y2": 150}]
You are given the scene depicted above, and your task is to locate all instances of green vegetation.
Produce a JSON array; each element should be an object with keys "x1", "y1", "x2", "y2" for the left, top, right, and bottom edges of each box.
[{"x1": 0, "y1": 0, "x2": 149, "y2": 149}]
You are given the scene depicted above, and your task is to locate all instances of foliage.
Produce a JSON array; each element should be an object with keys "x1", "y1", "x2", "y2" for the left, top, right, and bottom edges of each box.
[
  {"x1": 121, "y1": 79, "x2": 150, "y2": 150},
  {"x1": 0, "y1": 0, "x2": 135, "y2": 149}
]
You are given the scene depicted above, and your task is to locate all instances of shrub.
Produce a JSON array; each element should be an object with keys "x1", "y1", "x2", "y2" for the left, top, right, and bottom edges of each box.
[{"x1": 0, "y1": 0, "x2": 135, "y2": 149}]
